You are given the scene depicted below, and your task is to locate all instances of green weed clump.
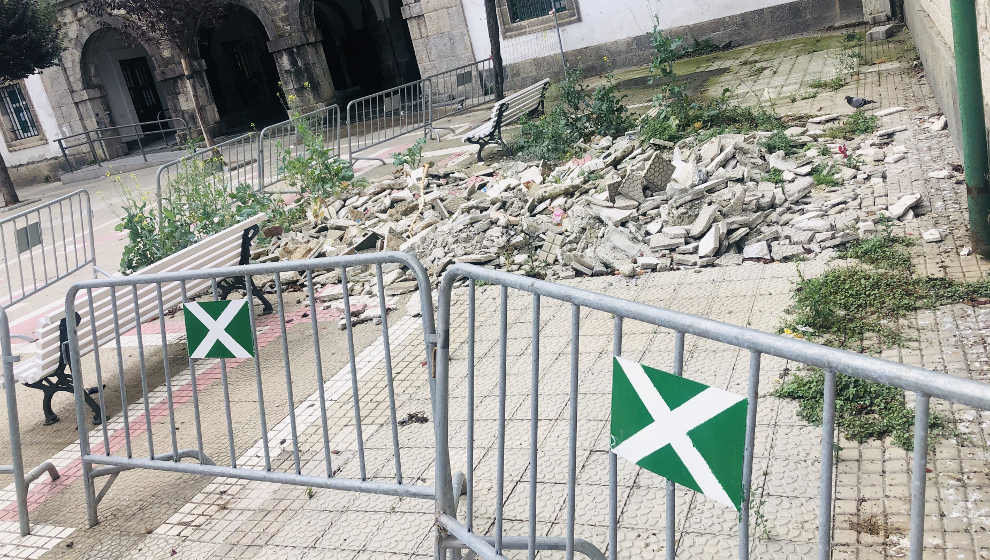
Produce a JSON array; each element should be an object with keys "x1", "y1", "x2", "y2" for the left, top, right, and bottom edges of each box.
[
  {"x1": 640, "y1": 91, "x2": 783, "y2": 143},
  {"x1": 760, "y1": 130, "x2": 797, "y2": 155},
  {"x1": 775, "y1": 229, "x2": 990, "y2": 448},
  {"x1": 808, "y1": 76, "x2": 846, "y2": 92},
  {"x1": 513, "y1": 69, "x2": 633, "y2": 161},
  {"x1": 823, "y1": 110, "x2": 879, "y2": 139},
  {"x1": 812, "y1": 163, "x2": 840, "y2": 187}
]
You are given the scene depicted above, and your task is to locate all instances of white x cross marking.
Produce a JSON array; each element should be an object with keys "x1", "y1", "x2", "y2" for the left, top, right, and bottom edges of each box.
[
  {"x1": 186, "y1": 300, "x2": 252, "y2": 359},
  {"x1": 613, "y1": 356, "x2": 744, "y2": 508}
]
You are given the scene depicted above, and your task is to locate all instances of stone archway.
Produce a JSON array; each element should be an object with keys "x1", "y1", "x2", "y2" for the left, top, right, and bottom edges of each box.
[{"x1": 198, "y1": 3, "x2": 289, "y2": 133}]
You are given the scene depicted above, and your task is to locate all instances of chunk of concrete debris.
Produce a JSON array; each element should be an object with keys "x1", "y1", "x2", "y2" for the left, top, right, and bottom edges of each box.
[
  {"x1": 808, "y1": 114, "x2": 840, "y2": 124},
  {"x1": 866, "y1": 24, "x2": 897, "y2": 42},
  {"x1": 885, "y1": 192, "x2": 922, "y2": 219},
  {"x1": 921, "y1": 229, "x2": 942, "y2": 243},
  {"x1": 960, "y1": 247, "x2": 973, "y2": 256},
  {"x1": 784, "y1": 177, "x2": 814, "y2": 202},
  {"x1": 876, "y1": 126, "x2": 908, "y2": 137},
  {"x1": 874, "y1": 106, "x2": 906, "y2": 117},
  {"x1": 928, "y1": 169, "x2": 951, "y2": 179},
  {"x1": 689, "y1": 205, "x2": 719, "y2": 238},
  {"x1": 698, "y1": 221, "x2": 726, "y2": 258},
  {"x1": 929, "y1": 116, "x2": 948, "y2": 132},
  {"x1": 771, "y1": 244, "x2": 806, "y2": 262},
  {"x1": 743, "y1": 241, "x2": 771, "y2": 260}
]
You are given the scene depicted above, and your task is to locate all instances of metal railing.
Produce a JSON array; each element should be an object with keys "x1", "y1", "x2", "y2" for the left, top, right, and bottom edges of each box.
[
  {"x1": 0, "y1": 306, "x2": 60, "y2": 536},
  {"x1": 65, "y1": 252, "x2": 438, "y2": 527},
  {"x1": 257, "y1": 104, "x2": 341, "y2": 190},
  {"x1": 0, "y1": 190, "x2": 97, "y2": 308},
  {"x1": 424, "y1": 59, "x2": 499, "y2": 126},
  {"x1": 432, "y1": 263, "x2": 990, "y2": 560},
  {"x1": 156, "y1": 132, "x2": 259, "y2": 217},
  {"x1": 55, "y1": 118, "x2": 190, "y2": 172},
  {"x1": 346, "y1": 79, "x2": 431, "y2": 163}
]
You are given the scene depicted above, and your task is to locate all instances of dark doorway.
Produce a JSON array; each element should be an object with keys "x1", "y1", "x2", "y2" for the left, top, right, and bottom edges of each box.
[
  {"x1": 119, "y1": 57, "x2": 166, "y2": 133},
  {"x1": 199, "y1": 5, "x2": 287, "y2": 133},
  {"x1": 314, "y1": 0, "x2": 420, "y2": 105}
]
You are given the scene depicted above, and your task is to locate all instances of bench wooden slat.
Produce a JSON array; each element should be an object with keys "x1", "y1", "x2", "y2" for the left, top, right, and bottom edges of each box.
[
  {"x1": 462, "y1": 79, "x2": 550, "y2": 161},
  {"x1": 15, "y1": 213, "x2": 266, "y2": 384}
]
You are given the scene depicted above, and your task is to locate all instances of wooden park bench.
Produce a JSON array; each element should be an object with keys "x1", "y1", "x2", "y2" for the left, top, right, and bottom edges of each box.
[
  {"x1": 462, "y1": 79, "x2": 551, "y2": 162},
  {"x1": 15, "y1": 213, "x2": 274, "y2": 425}
]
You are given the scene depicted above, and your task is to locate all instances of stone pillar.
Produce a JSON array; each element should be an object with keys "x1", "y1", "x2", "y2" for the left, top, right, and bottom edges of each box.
[
  {"x1": 269, "y1": 31, "x2": 337, "y2": 112},
  {"x1": 155, "y1": 58, "x2": 221, "y2": 142},
  {"x1": 401, "y1": 0, "x2": 476, "y2": 78}
]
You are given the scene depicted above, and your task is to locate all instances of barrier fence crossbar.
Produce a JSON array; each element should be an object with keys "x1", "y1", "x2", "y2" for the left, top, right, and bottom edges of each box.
[
  {"x1": 432, "y1": 263, "x2": 990, "y2": 560},
  {"x1": 257, "y1": 104, "x2": 341, "y2": 190},
  {"x1": 346, "y1": 79, "x2": 431, "y2": 163},
  {"x1": 65, "y1": 252, "x2": 439, "y2": 527},
  {"x1": 423, "y1": 59, "x2": 499, "y2": 132},
  {"x1": 156, "y1": 132, "x2": 259, "y2": 216},
  {"x1": 0, "y1": 306, "x2": 60, "y2": 536},
  {"x1": 55, "y1": 118, "x2": 190, "y2": 172},
  {"x1": 0, "y1": 190, "x2": 98, "y2": 308}
]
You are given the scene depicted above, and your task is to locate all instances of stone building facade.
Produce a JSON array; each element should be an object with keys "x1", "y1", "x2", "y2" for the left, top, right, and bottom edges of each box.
[{"x1": 8, "y1": 0, "x2": 871, "y2": 183}]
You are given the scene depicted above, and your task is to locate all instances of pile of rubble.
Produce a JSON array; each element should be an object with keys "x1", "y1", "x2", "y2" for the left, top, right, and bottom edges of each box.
[{"x1": 257, "y1": 113, "x2": 938, "y2": 298}]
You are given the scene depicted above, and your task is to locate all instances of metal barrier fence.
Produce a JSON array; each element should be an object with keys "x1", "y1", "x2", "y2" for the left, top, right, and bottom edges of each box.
[
  {"x1": 0, "y1": 306, "x2": 60, "y2": 536},
  {"x1": 55, "y1": 118, "x2": 190, "y2": 172},
  {"x1": 0, "y1": 190, "x2": 97, "y2": 308},
  {"x1": 432, "y1": 263, "x2": 990, "y2": 560},
  {"x1": 65, "y1": 252, "x2": 439, "y2": 527},
  {"x1": 424, "y1": 59, "x2": 499, "y2": 125},
  {"x1": 156, "y1": 133, "x2": 259, "y2": 216},
  {"x1": 346, "y1": 80, "x2": 431, "y2": 163},
  {"x1": 257, "y1": 104, "x2": 341, "y2": 190}
]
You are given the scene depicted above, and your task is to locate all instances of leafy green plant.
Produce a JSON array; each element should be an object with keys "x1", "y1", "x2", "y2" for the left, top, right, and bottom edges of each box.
[
  {"x1": 512, "y1": 106, "x2": 583, "y2": 162},
  {"x1": 640, "y1": 90, "x2": 783, "y2": 143},
  {"x1": 648, "y1": 17, "x2": 683, "y2": 82},
  {"x1": 512, "y1": 70, "x2": 631, "y2": 161},
  {"x1": 764, "y1": 167, "x2": 785, "y2": 184},
  {"x1": 823, "y1": 110, "x2": 879, "y2": 138},
  {"x1": 281, "y1": 114, "x2": 358, "y2": 201},
  {"x1": 116, "y1": 163, "x2": 283, "y2": 274},
  {"x1": 776, "y1": 367, "x2": 946, "y2": 449},
  {"x1": 812, "y1": 163, "x2": 840, "y2": 187},
  {"x1": 760, "y1": 130, "x2": 797, "y2": 155},
  {"x1": 392, "y1": 137, "x2": 426, "y2": 169}
]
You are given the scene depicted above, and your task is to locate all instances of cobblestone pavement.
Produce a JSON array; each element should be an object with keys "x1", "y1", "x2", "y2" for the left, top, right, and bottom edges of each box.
[{"x1": 2, "y1": 27, "x2": 989, "y2": 560}]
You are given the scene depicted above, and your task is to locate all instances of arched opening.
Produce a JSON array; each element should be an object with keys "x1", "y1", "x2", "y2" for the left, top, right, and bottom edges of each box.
[
  {"x1": 198, "y1": 4, "x2": 287, "y2": 133},
  {"x1": 314, "y1": 0, "x2": 420, "y2": 104},
  {"x1": 80, "y1": 28, "x2": 168, "y2": 141}
]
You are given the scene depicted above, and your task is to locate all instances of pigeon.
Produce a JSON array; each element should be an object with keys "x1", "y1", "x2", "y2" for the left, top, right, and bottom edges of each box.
[{"x1": 845, "y1": 96, "x2": 876, "y2": 109}]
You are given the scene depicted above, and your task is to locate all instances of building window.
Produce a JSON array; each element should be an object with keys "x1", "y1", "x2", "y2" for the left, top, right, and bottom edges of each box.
[
  {"x1": 506, "y1": 0, "x2": 565, "y2": 23},
  {"x1": 497, "y1": 0, "x2": 580, "y2": 39},
  {"x1": 0, "y1": 83, "x2": 41, "y2": 141}
]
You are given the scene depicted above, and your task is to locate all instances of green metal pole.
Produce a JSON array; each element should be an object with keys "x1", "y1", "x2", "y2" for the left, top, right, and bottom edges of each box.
[{"x1": 951, "y1": 0, "x2": 990, "y2": 255}]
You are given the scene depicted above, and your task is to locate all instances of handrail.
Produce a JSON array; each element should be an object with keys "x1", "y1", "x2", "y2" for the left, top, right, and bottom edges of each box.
[{"x1": 56, "y1": 117, "x2": 191, "y2": 172}]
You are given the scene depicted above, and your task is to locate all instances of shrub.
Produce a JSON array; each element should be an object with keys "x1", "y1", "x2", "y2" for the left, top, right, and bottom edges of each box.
[
  {"x1": 513, "y1": 105, "x2": 583, "y2": 162},
  {"x1": 281, "y1": 116, "x2": 357, "y2": 201}
]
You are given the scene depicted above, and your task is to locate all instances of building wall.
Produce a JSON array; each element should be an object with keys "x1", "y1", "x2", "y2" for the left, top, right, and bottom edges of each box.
[
  {"x1": 1, "y1": 74, "x2": 65, "y2": 185},
  {"x1": 466, "y1": 0, "x2": 864, "y2": 90},
  {"x1": 904, "y1": 0, "x2": 990, "y2": 154}
]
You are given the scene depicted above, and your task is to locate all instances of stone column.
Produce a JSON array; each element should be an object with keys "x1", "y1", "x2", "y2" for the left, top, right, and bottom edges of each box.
[
  {"x1": 155, "y1": 58, "x2": 221, "y2": 142},
  {"x1": 269, "y1": 31, "x2": 337, "y2": 113},
  {"x1": 401, "y1": 0, "x2": 476, "y2": 78}
]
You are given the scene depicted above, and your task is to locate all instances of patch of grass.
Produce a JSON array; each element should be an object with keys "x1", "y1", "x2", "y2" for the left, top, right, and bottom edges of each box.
[
  {"x1": 812, "y1": 163, "x2": 840, "y2": 187},
  {"x1": 764, "y1": 167, "x2": 785, "y2": 184},
  {"x1": 823, "y1": 110, "x2": 879, "y2": 139},
  {"x1": 839, "y1": 227, "x2": 914, "y2": 271},
  {"x1": 776, "y1": 367, "x2": 947, "y2": 449},
  {"x1": 808, "y1": 76, "x2": 847, "y2": 92},
  {"x1": 760, "y1": 130, "x2": 798, "y2": 155},
  {"x1": 640, "y1": 90, "x2": 783, "y2": 143},
  {"x1": 775, "y1": 228, "x2": 990, "y2": 448}
]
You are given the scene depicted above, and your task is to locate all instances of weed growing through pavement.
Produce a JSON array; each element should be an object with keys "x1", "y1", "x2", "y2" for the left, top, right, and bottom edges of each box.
[
  {"x1": 775, "y1": 223, "x2": 990, "y2": 448},
  {"x1": 764, "y1": 167, "x2": 785, "y2": 184}
]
